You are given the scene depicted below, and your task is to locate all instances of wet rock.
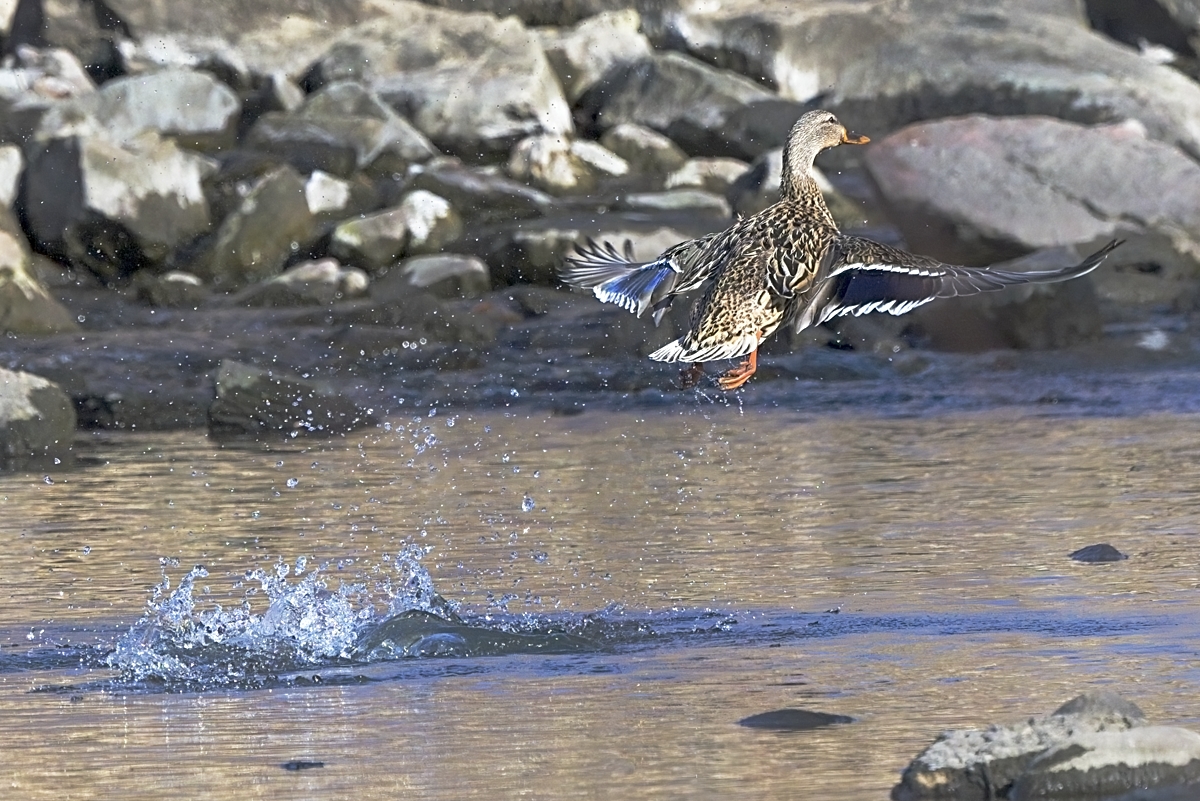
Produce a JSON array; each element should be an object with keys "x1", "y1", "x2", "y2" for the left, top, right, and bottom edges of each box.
[
  {"x1": 506, "y1": 135, "x2": 628, "y2": 194},
  {"x1": 280, "y1": 760, "x2": 324, "y2": 771},
  {"x1": 479, "y1": 222, "x2": 692, "y2": 286},
  {"x1": 247, "y1": 81, "x2": 437, "y2": 178},
  {"x1": 303, "y1": 171, "x2": 353, "y2": 218},
  {"x1": 892, "y1": 691, "x2": 1150, "y2": 801},
  {"x1": 665, "y1": 157, "x2": 749, "y2": 194},
  {"x1": 738, "y1": 709, "x2": 854, "y2": 730},
  {"x1": 38, "y1": 0, "x2": 122, "y2": 80},
  {"x1": 37, "y1": 68, "x2": 241, "y2": 152},
  {"x1": 903, "y1": 245, "x2": 1104, "y2": 352},
  {"x1": 599, "y1": 123, "x2": 688, "y2": 176},
  {"x1": 646, "y1": 2, "x2": 1200, "y2": 160},
  {"x1": 0, "y1": 208, "x2": 79, "y2": 334},
  {"x1": 615, "y1": 190, "x2": 732, "y2": 216},
  {"x1": 576, "y1": 52, "x2": 780, "y2": 158},
  {"x1": 195, "y1": 165, "x2": 315, "y2": 289},
  {"x1": 1070, "y1": 543, "x2": 1128, "y2": 562},
  {"x1": 406, "y1": 160, "x2": 553, "y2": 223},
  {"x1": 1084, "y1": 0, "x2": 1200, "y2": 62},
  {"x1": 538, "y1": 9, "x2": 652, "y2": 102},
  {"x1": 377, "y1": 254, "x2": 491, "y2": 300},
  {"x1": 864, "y1": 116, "x2": 1200, "y2": 310},
  {"x1": 233, "y1": 258, "x2": 368, "y2": 307},
  {"x1": 208, "y1": 359, "x2": 377, "y2": 439},
  {"x1": 0, "y1": 145, "x2": 21, "y2": 208},
  {"x1": 24, "y1": 131, "x2": 214, "y2": 284},
  {"x1": 132, "y1": 270, "x2": 211, "y2": 309},
  {"x1": 0, "y1": 46, "x2": 96, "y2": 142},
  {"x1": 0, "y1": 368, "x2": 76, "y2": 462},
  {"x1": 1012, "y1": 726, "x2": 1200, "y2": 800},
  {"x1": 307, "y1": 1, "x2": 572, "y2": 157},
  {"x1": 330, "y1": 190, "x2": 462, "y2": 274}
]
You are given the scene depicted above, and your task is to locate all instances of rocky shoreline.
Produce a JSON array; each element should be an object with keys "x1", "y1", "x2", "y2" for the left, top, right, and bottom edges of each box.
[{"x1": 2, "y1": 0, "x2": 1200, "y2": 454}]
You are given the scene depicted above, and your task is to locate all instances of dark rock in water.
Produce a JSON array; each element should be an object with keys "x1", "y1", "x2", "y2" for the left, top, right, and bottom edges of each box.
[
  {"x1": 281, "y1": 760, "x2": 324, "y2": 771},
  {"x1": 738, "y1": 709, "x2": 854, "y2": 731},
  {"x1": 208, "y1": 360, "x2": 376, "y2": 439},
  {"x1": 891, "y1": 690, "x2": 1185, "y2": 801},
  {"x1": 131, "y1": 270, "x2": 211, "y2": 309},
  {"x1": 0, "y1": 368, "x2": 76, "y2": 462},
  {"x1": 1070, "y1": 543, "x2": 1128, "y2": 563},
  {"x1": 350, "y1": 609, "x2": 594, "y2": 659}
]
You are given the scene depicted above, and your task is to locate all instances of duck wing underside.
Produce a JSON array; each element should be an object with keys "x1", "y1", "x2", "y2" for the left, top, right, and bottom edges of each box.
[
  {"x1": 560, "y1": 232, "x2": 726, "y2": 324},
  {"x1": 795, "y1": 237, "x2": 1122, "y2": 331}
]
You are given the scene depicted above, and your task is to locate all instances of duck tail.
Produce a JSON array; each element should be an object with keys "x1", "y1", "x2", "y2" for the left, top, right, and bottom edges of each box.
[{"x1": 560, "y1": 238, "x2": 677, "y2": 320}]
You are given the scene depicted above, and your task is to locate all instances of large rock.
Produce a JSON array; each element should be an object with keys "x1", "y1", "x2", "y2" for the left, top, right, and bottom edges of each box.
[
  {"x1": 864, "y1": 115, "x2": 1200, "y2": 309},
  {"x1": 195, "y1": 165, "x2": 315, "y2": 289},
  {"x1": 37, "y1": 68, "x2": 241, "y2": 151},
  {"x1": 406, "y1": 160, "x2": 553, "y2": 223},
  {"x1": 0, "y1": 368, "x2": 76, "y2": 462},
  {"x1": 893, "y1": 692, "x2": 1200, "y2": 801},
  {"x1": 665, "y1": 157, "x2": 749, "y2": 194},
  {"x1": 246, "y1": 81, "x2": 438, "y2": 177},
  {"x1": 643, "y1": 1, "x2": 1200, "y2": 161},
  {"x1": 576, "y1": 51, "x2": 806, "y2": 158},
  {"x1": 538, "y1": 9, "x2": 653, "y2": 102},
  {"x1": 233, "y1": 258, "x2": 368, "y2": 306},
  {"x1": 0, "y1": 145, "x2": 20, "y2": 208},
  {"x1": 24, "y1": 131, "x2": 214, "y2": 284},
  {"x1": 330, "y1": 190, "x2": 462, "y2": 273},
  {"x1": 506, "y1": 135, "x2": 629, "y2": 194},
  {"x1": 0, "y1": 208, "x2": 79, "y2": 335},
  {"x1": 209, "y1": 359, "x2": 377, "y2": 439},
  {"x1": 306, "y1": 1, "x2": 573, "y2": 157},
  {"x1": 599, "y1": 123, "x2": 688, "y2": 175},
  {"x1": 0, "y1": 46, "x2": 95, "y2": 143}
]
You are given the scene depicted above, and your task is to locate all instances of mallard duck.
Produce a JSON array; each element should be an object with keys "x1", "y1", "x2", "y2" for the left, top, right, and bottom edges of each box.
[{"x1": 561, "y1": 110, "x2": 1122, "y2": 390}]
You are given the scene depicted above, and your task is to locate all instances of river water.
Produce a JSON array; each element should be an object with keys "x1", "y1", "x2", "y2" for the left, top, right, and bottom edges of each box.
[{"x1": 3, "y1": 382, "x2": 1200, "y2": 799}]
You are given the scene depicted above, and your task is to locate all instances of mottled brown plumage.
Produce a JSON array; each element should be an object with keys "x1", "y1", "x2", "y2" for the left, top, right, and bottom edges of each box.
[{"x1": 562, "y1": 110, "x2": 1122, "y2": 390}]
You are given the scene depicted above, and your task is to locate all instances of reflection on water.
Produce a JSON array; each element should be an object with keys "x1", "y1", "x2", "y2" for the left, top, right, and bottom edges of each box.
[{"x1": 2, "y1": 405, "x2": 1200, "y2": 799}]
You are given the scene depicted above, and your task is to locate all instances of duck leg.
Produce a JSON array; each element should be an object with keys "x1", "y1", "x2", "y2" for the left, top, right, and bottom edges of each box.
[
  {"x1": 717, "y1": 347, "x2": 758, "y2": 391},
  {"x1": 680, "y1": 363, "x2": 706, "y2": 389}
]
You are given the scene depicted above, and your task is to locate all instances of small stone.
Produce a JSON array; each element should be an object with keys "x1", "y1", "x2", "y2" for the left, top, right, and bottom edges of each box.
[
  {"x1": 738, "y1": 709, "x2": 854, "y2": 730},
  {"x1": 330, "y1": 190, "x2": 462, "y2": 273},
  {"x1": 1069, "y1": 543, "x2": 1129, "y2": 563},
  {"x1": 385, "y1": 254, "x2": 491, "y2": 300},
  {"x1": 132, "y1": 270, "x2": 210, "y2": 309},
  {"x1": 304, "y1": 171, "x2": 353, "y2": 217},
  {"x1": 599, "y1": 123, "x2": 688, "y2": 175},
  {"x1": 666, "y1": 157, "x2": 749, "y2": 194},
  {"x1": 233, "y1": 258, "x2": 368, "y2": 307}
]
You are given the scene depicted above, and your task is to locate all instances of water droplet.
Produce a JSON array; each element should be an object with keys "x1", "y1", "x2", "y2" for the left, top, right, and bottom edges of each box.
[
  {"x1": 286, "y1": 478, "x2": 299, "y2": 488},
  {"x1": 521, "y1": 494, "x2": 535, "y2": 512},
  {"x1": 82, "y1": 546, "x2": 91, "y2": 555},
  {"x1": 509, "y1": 388, "x2": 520, "y2": 397},
  {"x1": 76, "y1": 315, "x2": 86, "y2": 323},
  {"x1": 53, "y1": 458, "x2": 61, "y2": 465},
  {"x1": 532, "y1": 551, "x2": 549, "y2": 563},
  {"x1": 502, "y1": 453, "x2": 510, "y2": 463},
  {"x1": 251, "y1": 510, "x2": 261, "y2": 519},
  {"x1": 533, "y1": 471, "x2": 540, "y2": 478},
  {"x1": 276, "y1": 460, "x2": 284, "y2": 468},
  {"x1": 43, "y1": 476, "x2": 53, "y2": 485}
]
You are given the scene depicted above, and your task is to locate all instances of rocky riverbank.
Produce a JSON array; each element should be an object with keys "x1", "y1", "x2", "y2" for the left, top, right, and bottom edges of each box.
[{"x1": 2, "y1": 0, "x2": 1200, "y2": 452}]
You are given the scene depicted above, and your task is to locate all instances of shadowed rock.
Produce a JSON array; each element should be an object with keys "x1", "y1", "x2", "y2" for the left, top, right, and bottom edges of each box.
[
  {"x1": 0, "y1": 367, "x2": 76, "y2": 462},
  {"x1": 1069, "y1": 543, "x2": 1128, "y2": 563},
  {"x1": 538, "y1": 9, "x2": 652, "y2": 102},
  {"x1": 738, "y1": 709, "x2": 854, "y2": 730}
]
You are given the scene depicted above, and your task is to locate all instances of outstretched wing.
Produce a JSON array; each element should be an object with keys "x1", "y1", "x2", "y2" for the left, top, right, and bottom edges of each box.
[{"x1": 795, "y1": 237, "x2": 1122, "y2": 331}]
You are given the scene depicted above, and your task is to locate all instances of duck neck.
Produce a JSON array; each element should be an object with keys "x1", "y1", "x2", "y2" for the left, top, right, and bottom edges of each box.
[
  {"x1": 780, "y1": 140, "x2": 821, "y2": 201},
  {"x1": 780, "y1": 160, "x2": 835, "y2": 224}
]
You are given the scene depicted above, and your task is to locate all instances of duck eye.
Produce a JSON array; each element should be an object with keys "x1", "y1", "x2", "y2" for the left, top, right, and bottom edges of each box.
[{"x1": 826, "y1": 116, "x2": 837, "y2": 125}]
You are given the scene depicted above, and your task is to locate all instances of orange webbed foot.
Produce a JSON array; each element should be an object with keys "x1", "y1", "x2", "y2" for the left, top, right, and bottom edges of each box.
[{"x1": 716, "y1": 349, "x2": 758, "y2": 391}]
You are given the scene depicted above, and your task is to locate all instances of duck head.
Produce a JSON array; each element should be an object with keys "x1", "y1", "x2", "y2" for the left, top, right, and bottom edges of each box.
[{"x1": 781, "y1": 110, "x2": 869, "y2": 195}]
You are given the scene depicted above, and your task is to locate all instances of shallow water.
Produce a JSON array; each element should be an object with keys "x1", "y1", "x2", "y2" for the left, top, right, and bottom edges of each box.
[{"x1": 3, "y1": 401, "x2": 1200, "y2": 799}]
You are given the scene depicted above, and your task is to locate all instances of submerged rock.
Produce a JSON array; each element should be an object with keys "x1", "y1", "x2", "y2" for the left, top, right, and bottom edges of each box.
[
  {"x1": 0, "y1": 368, "x2": 76, "y2": 462},
  {"x1": 738, "y1": 709, "x2": 854, "y2": 730},
  {"x1": 208, "y1": 359, "x2": 377, "y2": 439},
  {"x1": 890, "y1": 690, "x2": 1200, "y2": 801},
  {"x1": 1069, "y1": 543, "x2": 1128, "y2": 563}
]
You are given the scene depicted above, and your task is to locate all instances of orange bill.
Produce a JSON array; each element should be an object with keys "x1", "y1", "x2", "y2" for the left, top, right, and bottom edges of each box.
[{"x1": 841, "y1": 131, "x2": 870, "y2": 145}]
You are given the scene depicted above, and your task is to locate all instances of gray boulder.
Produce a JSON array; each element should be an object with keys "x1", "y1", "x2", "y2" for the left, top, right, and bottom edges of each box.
[
  {"x1": 330, "y1": 190, "x2": 462, "y2": 273},
  {"x1": 24, "y1": 130, "x2": 214, "y2": 284},
  {"x1": 538, "y1": 9, "x2": 653, "y2": 102},
  {"x1": 864, "y1": 116, "x2": 1200, "y2": 310},
  {"x1": 615, "y1": 190, "x2": 732, "y2": 216},
  {"x1": 0, "y1": 46, "x2": 95, "y2": 143},
  {"x1": 132, "y1": 270, "x2": 211, "y2": 309},
  {"x1": 665, "y1": 157, "x2": 749, "y2": 194},
  {"x1": 644, "y1": 1, "x2": 1200, "y2": 160},
  {"x1": 378, "y1": 254, "x2": 491, "y2": 300},
  {"x1": 195, "y1": 165, "x2": 315, "y2": 289},
  {"x1": 576, "y1": 51, "x2": 795, "y2": 158},
  {"x1": 0, "y1": 208, "x2": 80, "y2": 334},
  {"x1": 599, "y1": 123, "x2": 688, "y2": 175},
  {"x1": 0, "y1": 368, "x2": 76, "y2": 462},
  {"x1": 246, "y1": 81, "x2": 437, "y2": 177},
  {"x1": 506, "y1": 135, "x2": 629, "y2": 194},
  {"x1": 233, "y1": 258, "x2": 368, "y2": 306},
  {"x1": 0, "y1": 145, "x2": 21, "y2": 208},
  {"x1": 37, "y1": 68, "x2": 241, "y2": 152},
  {"x1": 307, "y1": 1, "x2": 573, "y2": 157},
  {"x1": 406, "y1": 160, "x2": 553, "y2": 223},
  {"x1": 892, "y1": 691, "x2": 1149, "y2": 800},
  {"x1": 209, "y1": 359, "x2": 377, "y2": 439}
]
